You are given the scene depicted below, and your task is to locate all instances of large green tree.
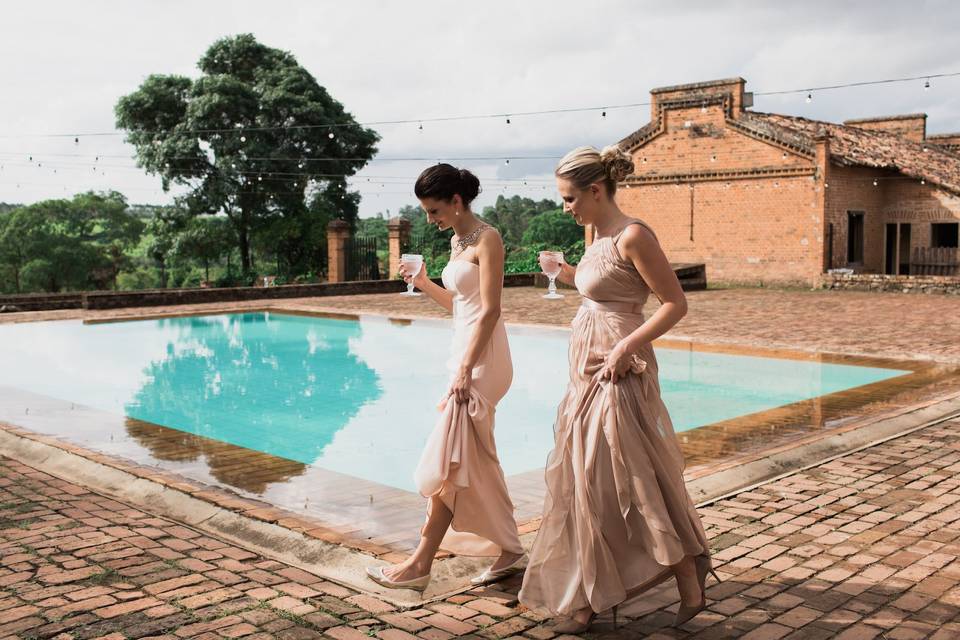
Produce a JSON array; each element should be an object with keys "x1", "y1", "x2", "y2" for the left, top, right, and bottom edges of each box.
[
  {"x1": 115, "y1": 34, "x2": 379, "y2": 275},
  {"x1": 481, "y1": 195, "x2": 560, "y2": 250}
]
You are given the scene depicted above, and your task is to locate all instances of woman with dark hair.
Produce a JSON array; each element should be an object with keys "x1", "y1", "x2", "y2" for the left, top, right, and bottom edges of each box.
[
  {"x1": 519, "y1": 146, "x2": 715, "y2": 632},
  {"x1": 366, "y1": 164, "x2": 526, "y2": 592}
]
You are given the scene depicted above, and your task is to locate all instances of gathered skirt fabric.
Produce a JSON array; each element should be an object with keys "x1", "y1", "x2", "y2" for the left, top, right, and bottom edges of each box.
[
  {"x1": 519, "y1": 306, "x2": 709, "y2": 616},
  {"x1": 413, "y1": 320, "x2": 523, "y2": 557}
]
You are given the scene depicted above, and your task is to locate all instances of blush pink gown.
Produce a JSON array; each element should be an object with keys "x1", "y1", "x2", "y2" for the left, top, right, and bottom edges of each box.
[
  {"x1": 413, "y1": 259, "x2": 524, "y2": 557},
  {"x1": 519, "y1": 221, "x2": 710, "y2": 616}
]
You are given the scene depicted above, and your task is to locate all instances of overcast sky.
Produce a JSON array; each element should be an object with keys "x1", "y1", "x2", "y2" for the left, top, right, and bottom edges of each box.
[{"x1": 1, "y1": 0, "x2": 958, "y2": 217}]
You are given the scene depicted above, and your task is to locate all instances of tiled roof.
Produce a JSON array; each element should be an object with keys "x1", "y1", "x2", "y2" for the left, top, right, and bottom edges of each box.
[{"x1": 745, "y1": 112, "x2": 960, "y2": 195}]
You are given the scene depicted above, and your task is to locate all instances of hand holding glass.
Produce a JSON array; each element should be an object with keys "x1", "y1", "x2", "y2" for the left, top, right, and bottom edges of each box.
[
  {"x1": 539, "y1": 251, "x2": 564, "y2": 299},
  {"x1": 399, "y1": 254, "x2": 424, "y2": 296}
]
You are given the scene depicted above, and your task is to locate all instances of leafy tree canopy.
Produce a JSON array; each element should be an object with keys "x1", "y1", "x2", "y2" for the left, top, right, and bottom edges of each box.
[{"x1": 115, "y1": 33, "x2": 379, "y2": 275}]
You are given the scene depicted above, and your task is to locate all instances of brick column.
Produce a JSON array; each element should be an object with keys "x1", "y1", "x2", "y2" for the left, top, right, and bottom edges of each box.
[
  {"x1": 584, "y1": 223, "x2": 595, "y2": 246},
  {"x1": 387, "y1": 217, "x2": 411, "y2": 279},
  {"x1": 814, "y1": 129, "x2": 832, "y2": 279},
  {"x1": 326, "y1": 219, "x2": 351, "y2": 283}
]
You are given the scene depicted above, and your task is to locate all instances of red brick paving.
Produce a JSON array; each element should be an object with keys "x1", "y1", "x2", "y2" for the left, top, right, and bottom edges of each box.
[{"x1": 3, "y1": 416, "x2": 960, "y2": 638}]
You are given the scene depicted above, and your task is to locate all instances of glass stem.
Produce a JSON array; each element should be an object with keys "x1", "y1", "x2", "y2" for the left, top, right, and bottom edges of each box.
[{"x1": 548, "y1": 276, "x2": 557, "y2": 295}]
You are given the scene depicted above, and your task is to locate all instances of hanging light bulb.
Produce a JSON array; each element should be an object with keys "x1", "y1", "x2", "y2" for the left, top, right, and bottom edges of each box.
[
  {"x1": 872, "y1": 178, "x2": 878, "y2": 186},
  {"x1": 806, "y1": 92, "x2": 812, "y2": 103},
  {"x1": 601, "y1": 110, "x2": 607, "y2": 118},
  {"x1": 258, "y1": 175, "x2": 262, "y2": 182},
  {"x1": 505, "y1": 159, "x2": 510, "y2": 165},
  {"x1": 418, "y1": 122, "x2": 423, "y2": 131},
  {"x1": 506, "y1": 117, "x2": 511, "y2": 124},
  {"x1": 701, "y1": 102, "x2": 707, "y2": 113},
  {"x1": 924, "y1": 78, "x2": 930, "y2": 90},
  {"x1": 328, "y1": 132, "x2": 335, "y2": 139},
  {"x1": 297, "y1": 161, "x2": 304, "y2": 169},
  {"x1": 921, "y1": 178, "x2": 926, "y2": 185}
]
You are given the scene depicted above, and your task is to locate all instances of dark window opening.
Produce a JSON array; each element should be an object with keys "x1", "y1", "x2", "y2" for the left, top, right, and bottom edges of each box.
[
  {"x1": 932, "y1": 223, "x2": 959, "y2": 248},
  {"x1": 847, "y1": 211, "x2": 864, "y2": 264}
]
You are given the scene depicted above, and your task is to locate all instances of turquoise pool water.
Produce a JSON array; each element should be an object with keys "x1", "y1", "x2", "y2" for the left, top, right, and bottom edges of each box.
[{"x1": 0, "y1": 312, "x2": 908, "y2": 491}]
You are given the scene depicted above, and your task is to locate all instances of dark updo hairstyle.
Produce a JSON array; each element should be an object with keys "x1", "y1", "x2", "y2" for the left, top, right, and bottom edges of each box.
[{"x1": 414, "y1": 163, "x2": 481, "y2": 207}]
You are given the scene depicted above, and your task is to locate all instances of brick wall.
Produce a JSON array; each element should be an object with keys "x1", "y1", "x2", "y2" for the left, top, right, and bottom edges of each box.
[
  {"x1": 824, "y1": 168, "x2": 960, "y2": 273},
  {"x1": 844, "y1": 115, "x2": 927, "y2": 142},
  {"x1": 617, "y1": 174, "x2": 821, "y2": 285}
]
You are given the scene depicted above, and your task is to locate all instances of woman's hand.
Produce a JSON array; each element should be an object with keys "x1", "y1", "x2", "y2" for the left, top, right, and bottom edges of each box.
[
  {"x1": 556, "y1": 260, "x2": 577, "y2": 286},
  {"x1": 399, "y1": 261, "x2": 430, "y2": 290},
  {"x1": 449, "y1": 366, "x2": 473, "y2": 404},
  {"x1": 600, "y1": 342, "x2": 635, "y2": 383}
]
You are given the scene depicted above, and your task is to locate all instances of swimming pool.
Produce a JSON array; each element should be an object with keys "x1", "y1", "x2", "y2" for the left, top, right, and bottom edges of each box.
[{"x1": 0, "y1": 311, "x2": 908, "y2": 491}]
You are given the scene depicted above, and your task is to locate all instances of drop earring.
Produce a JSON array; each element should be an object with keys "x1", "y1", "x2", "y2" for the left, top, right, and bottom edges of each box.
[{"x1": 456, "y1": 210, "x2": 461, "y2": 216}]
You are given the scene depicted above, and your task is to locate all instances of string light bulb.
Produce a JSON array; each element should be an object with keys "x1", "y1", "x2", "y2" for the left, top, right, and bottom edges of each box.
[
  {"x1": 418, "y1": 122, "x2": 423, "y2": 131},
  {"x1": 240, "y1": 135, "x2": 246, "y2": 142},
  {"x1": 74, "y1": 137, "x2": 79, "y2": 145},
  {"x1": 328, "y1": 132, "x2": 335, "y2": 139},
  {"x1": 601, "y1": 110, "x2": 606, "y2": 118},
  {"x1": 924, "y1": 78, "x2": 930, "y2": 90},
  {"x1": 506, "y1": 117, "x2": 511, "y2": 124},
  {"x1": 921, "y1": 178, "x2": 926, "y2": 185},
  {"x1": 504, "y1": 159, "x2": 510, "y2": 165},
  {"x1": 806, "y1": 92, "x2": 812, "y2": 103},
  {"x1": 872, "y1": 179, "x2": 878, "y2": 186}
]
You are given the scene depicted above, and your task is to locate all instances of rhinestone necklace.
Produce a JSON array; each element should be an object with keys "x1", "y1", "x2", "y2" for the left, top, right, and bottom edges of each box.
[{"x1": 452, "y1": 222, "x2": 491, "y2": 257}]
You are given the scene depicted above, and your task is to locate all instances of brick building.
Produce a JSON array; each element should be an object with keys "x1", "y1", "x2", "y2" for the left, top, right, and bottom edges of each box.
[{"x1": 610, "y1": 77, "x2": 960, "y2": 285}]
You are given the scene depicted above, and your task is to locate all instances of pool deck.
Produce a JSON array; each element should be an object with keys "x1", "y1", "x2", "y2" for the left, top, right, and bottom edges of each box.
[
  {"x1": 2, "y1": 286, "x2": 960, "y2": 637},
  {"x1": 4, "y1": 415, "x2": 960, "y2": 639}
]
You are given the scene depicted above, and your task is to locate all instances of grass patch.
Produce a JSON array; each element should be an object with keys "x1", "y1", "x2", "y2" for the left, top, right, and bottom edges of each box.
[
  {"x1": 0, "y1": 517, "x2": 38, "y2": 530},
  {"x1": 84, "y1": 566, "x2": 120, "y2": 586}
]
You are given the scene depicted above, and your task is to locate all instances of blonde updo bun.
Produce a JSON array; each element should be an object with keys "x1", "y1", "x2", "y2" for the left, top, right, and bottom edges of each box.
[
  {"x1": 599, "y1": 145, "x2": 635, "y2": 183},
  {"x1": 556, "y1": 144, "x2": 633, "y2": 196}
]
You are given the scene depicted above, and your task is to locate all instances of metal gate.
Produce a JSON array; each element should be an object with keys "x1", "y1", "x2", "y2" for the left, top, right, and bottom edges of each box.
[{"x1": 345, "y1": 235, "x2": 382, "y2": 281}]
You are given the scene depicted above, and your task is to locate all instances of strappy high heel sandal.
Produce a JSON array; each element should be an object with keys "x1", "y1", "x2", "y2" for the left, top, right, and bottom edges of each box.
[{"x1": 674, "y1": 555, "x2": 720, "y2": 627}]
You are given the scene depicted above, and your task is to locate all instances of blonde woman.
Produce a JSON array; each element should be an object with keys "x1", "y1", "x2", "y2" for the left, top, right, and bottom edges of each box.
[
  {"x1": 366, "y1": 164, "x2": 526, "y2": 591},
  {"x1": 519, "y1": 146, "x2": 715, "y2": 632}
]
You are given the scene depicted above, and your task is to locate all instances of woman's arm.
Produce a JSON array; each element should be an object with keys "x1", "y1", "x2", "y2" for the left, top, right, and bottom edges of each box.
[
  {"x1": 448, "y1": 230, "x2": 505, "y2": 403},
  {"x1": 555, "y1": 261, "x2": 577, "y2": 286},
  {"x1": 402, "y1": 263, "x2": 454, "y2": 312},
  {"x1": 600, "y1": 224, "x2": 687, "y2": 383}
]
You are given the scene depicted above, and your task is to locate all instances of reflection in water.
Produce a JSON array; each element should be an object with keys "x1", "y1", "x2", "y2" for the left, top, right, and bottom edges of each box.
[
  {"x1": 124, "y1": 416, "x2": 308, "y2": 493},
  {"x1": 124, "y1": 313, "x2": 382, "y2": 466}
]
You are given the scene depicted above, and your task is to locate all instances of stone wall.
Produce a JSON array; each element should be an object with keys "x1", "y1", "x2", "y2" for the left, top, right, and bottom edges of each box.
[
  {"x1": 0, "y1": 265, "x2": 707, "y2": 314},
  {"x1": 822, "y1": 273, "x2": 960, "y2": 295},
  {"x1": 0, "y1": 293, "x2": 83, "y2": 312}
]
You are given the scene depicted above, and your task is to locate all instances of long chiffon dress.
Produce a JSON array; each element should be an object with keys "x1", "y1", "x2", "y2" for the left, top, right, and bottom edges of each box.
[
  {"x1": 519, "y1": 221, "x2": 710, "y2": 616},
  {"x1": 413, "y1": 258, "x2": 524, "y2": 558}
]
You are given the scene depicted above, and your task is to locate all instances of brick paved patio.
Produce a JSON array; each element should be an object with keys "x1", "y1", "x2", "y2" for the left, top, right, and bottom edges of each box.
[{"x1": 4, "y1": 414, "x2": 960, "y2": 639}]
